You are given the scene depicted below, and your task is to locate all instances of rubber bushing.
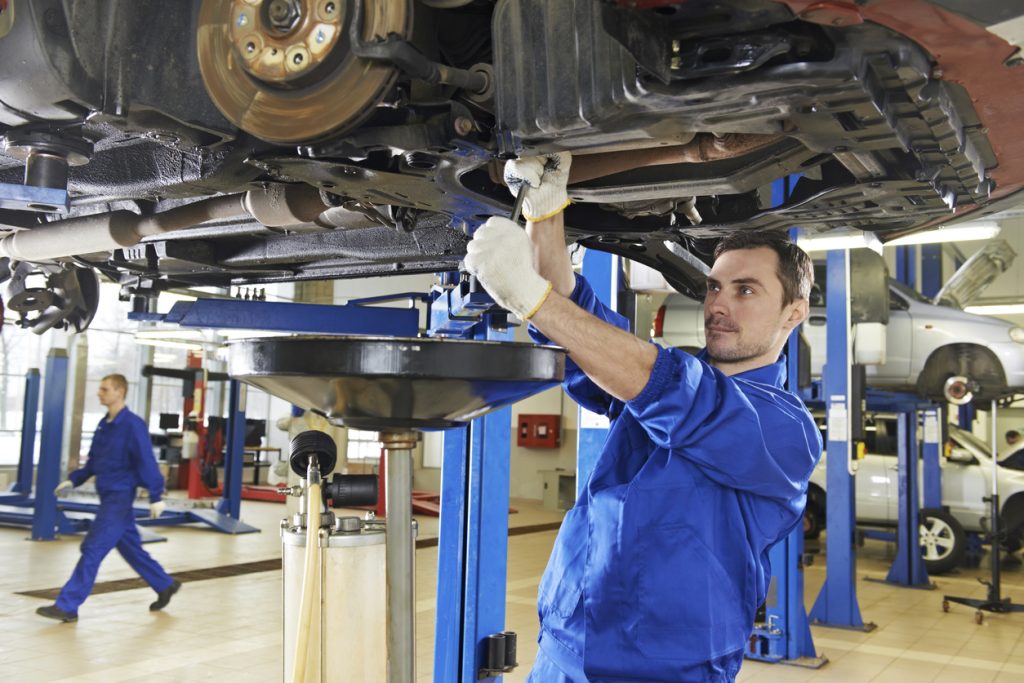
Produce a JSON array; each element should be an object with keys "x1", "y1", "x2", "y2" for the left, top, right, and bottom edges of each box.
[{"x1": 289, "y1": 430, "x2": 338, "y2": 478}]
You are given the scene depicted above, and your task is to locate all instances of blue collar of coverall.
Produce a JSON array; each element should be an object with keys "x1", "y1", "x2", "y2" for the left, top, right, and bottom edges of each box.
[
  {"x1": 104, "y1": 406, "x2": 131, "y2": 425},
  {"x1": 694, "y1": 348, "x2": 788, "y2": 388}
]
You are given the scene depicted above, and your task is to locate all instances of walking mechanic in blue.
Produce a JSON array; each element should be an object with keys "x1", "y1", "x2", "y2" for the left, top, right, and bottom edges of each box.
[
  {"x1": 465, "y1": 153, "x2": 823, "y2": 682},
  {"x1": 37, "y1": 373, "x2": 181, "y2": 623}
]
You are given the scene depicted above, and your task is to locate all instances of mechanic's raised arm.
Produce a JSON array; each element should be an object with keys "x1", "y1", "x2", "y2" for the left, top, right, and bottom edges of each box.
[
  {"x1": 466, "y1": 153, "x2": 658, "y2": 402},
  {"x1": 466, "y1": 217, "x2": 657, "y2": 401},
  {"x1": 530, "y1": 291, "x2": 658, "y2": 401}
]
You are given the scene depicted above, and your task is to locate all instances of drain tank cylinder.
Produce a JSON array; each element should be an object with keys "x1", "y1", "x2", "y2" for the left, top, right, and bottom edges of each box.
[{"x1": 282, "y1": 522, "x2": 386, "y2": 681}]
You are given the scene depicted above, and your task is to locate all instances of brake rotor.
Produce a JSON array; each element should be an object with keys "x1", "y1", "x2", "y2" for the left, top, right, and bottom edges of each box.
[{"x1": 197, "y1": 0, "x2": 411, "y2": 144}]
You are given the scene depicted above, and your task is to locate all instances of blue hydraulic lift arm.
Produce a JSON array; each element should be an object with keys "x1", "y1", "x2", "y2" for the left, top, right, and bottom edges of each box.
[{"x1": 129, "y1": 296, "x2": 422, "y2": 337}]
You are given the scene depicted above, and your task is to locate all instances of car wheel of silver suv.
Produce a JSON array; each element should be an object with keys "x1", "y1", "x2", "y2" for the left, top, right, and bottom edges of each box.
[{"x1": 919, "y1": 509, "x2": 967, "y2": 575}]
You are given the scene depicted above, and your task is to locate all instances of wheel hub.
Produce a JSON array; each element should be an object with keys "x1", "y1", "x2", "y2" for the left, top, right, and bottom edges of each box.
[{"x1": 198, "y1": 0, "x2": 411, "y2": 143}]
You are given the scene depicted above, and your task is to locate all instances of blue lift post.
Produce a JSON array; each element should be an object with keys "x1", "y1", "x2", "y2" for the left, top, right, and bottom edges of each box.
[
  {"x1": 434, "y1": 317, "x2": 515, "y2": 682},
  {"x1": 31, "y1": 349, "x2": 77, "y2": 540},
  {"x1": 2, "y1": 369, "x2": 41, "y2": 499},
  {"x1": 216, "y1": 380, "x2": 247, "y2": 521},
  {"x1": 432, "y1": 250, "x2": 622, "y2": 680},
  {"x1": 746, "y1": 331, "x2": 826, "y2": 666},
  {"x1": 858, "y1": 391, "x2": 939, "y2": 588},
  {"x1": 575, "y1": 249, "x2": 616, "y2": 495},
  {"x1": 922, "y1": 407, "x2": 943, "y2": 510},
  {"x1": 810, "y1": 249, "x2": 875, "y2": 631},
  {"x1": 884, "y1": 411, "x2": 931, "y2": 587}
]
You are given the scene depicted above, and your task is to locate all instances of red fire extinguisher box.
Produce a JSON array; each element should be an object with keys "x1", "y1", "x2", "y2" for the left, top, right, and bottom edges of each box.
[{"x1": 517, "y1": 414, "x2": 561, "y2": 448}]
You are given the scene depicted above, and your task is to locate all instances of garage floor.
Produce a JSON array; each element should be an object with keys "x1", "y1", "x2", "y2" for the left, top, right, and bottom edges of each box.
[{"x1": 1, "y1": 498, "x2": 1023, "y2": 682}]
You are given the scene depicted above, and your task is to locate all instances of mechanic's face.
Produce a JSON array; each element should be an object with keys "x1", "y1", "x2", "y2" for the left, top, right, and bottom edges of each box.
[
  {"x1": 704, "y1": 247, "x2": 807, "y2": 372},
  {"x1": 97, "y1": 380, "x2": 125, "y2": 408}
]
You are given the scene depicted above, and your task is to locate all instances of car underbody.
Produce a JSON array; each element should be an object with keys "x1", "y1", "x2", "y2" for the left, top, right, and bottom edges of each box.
[{"x1": 1, "y1": 0, "x2": 1023, "y2": 333}]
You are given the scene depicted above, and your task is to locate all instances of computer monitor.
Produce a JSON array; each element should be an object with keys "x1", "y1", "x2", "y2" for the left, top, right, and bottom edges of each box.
[
  {"x1": 159, "y1": 413, "x2": 180, "y2": 430},
  {"x1": 244, "y1": 419, "x2": 266, "y2": 448}
]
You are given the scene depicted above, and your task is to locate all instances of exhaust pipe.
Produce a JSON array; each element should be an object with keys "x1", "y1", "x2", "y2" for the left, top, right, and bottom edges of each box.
[{"x1": 0, "y1": 185, "x2": 329, "y2": 262}]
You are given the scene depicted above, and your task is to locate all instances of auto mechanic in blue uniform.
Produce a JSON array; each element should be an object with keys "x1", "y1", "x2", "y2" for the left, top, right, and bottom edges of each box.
[
  {"x1": 465, "y1": 153, "x2": 823, "y2": 682},
  {"x1": 36, "y1": 373, "x2": 181, "y2": 622}
]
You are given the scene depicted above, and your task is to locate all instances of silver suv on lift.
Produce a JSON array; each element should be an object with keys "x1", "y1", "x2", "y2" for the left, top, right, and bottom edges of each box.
[{"x1": 805, "y1": 415, "x2": 1024, "y2": 575}]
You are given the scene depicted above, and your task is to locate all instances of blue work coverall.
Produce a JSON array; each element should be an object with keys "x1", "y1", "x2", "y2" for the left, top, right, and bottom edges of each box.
[
  {"x1": 528, "y1": 275, "x2": 822, "y2": 682},
  {"x1": 56, "y1": 408, "x2": 174, "y2": 615}
]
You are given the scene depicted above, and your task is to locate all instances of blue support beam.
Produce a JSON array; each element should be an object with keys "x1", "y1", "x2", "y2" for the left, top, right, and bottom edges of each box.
[
  {"x1": 922, "y1": 407, "x2": 943, "y2": 510},
  {"x1": 129, "y1": 297, "x2": 420, "y2": 337},
  {"x1": 434, "y1": 425, "x2": 470, "y2": 682},
  {"x1": 434, "y1": 318, "x2": 516, "y2": 681},
  {"x1": 216, "y1": 380, "x2": 246, "y2": 521},
  {"x1": 884, "y1": 412, "x2": 931, "y2": 587},
  {"x1": 31, "y1": 349, "x2": 75, "y2": 540},
  {"x1": 958, "y1": 403, "x2": 975, "y2": 430},
  {"x1": 895, "y1": 245, "x2": 916, "y2": 288},
  {"x1": 920, "y1": 244, "x2": 943, "y2": 299},
  {"x1": 810, "y1": 250, "x2": 874, "y2": 630},
  {"x1": 747, "y1": 327, "x2": 825, "y2": 666},
  {"x1": 11, "y1": 369, "x2": 40, "y2": 496},
  {"x1": 576, "y1": 249, "x2": 616, "y2": 496}
]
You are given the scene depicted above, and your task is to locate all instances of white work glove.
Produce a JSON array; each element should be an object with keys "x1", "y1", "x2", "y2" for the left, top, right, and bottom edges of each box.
[
  {"x1": 149, "y1": 501, "x2": 166, "y2": 519},
  {"x1": 465, "y1": 217, "x2": 553, "y2": 320},
  {"x1": 504, "y1": 152, "x2": 572, "y2": 222},
  {"x1": 54, "y1": 480, "x2": 73, "y2": 496}
]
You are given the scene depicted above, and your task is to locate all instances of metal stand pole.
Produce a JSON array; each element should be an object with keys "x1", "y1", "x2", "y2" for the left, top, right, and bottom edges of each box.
[{"x1": 382, "y1": 431, "x2": 417, "y2": 683}]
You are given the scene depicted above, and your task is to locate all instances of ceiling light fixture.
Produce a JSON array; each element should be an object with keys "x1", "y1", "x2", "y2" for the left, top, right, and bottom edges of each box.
[
  {"x1": 885, "y1": 223, "x2": 1001, "y2": 246},
  {"x1": 797, "y1": 222, "x2": 1001, "y2": 252},
  {"x1": 963, "y1": 304, "x2": 1024, "y2": 316}
]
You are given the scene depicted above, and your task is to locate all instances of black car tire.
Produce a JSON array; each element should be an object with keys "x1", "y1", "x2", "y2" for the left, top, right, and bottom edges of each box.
[
  {"x1": 803, "y1": 500, "x2": 824, "y2": 540},
  {"x1": 920, "y1": 508, "x2": 967, "y2": 575}
]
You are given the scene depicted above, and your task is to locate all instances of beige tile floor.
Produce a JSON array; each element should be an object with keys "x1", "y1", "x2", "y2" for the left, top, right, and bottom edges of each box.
[{"x1": 2, "y1": 497, "x2": 1024, "y2": 682}]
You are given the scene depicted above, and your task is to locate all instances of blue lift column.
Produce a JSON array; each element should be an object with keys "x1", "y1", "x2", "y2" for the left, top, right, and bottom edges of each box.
[
  {"x1": 9, "y1": 369, "x2": 41, "y2": 496},
  {"x1": 434, "y1": 317, "x2": 516, "y2": 682},
  {"x1": 884, "y1": 411, "x2": 931, "y2": 587},
  {"x1": 810, "y1": 250, "x2": 874, "y2": 630},
  {"x1": 748, "y1": 330, "x2": 826, "y2": 666},
  {"x1": 216, "y1": 380, "x2": 247, "y2": 521},
  {"x1": 31, "y1": 348, "x2": 72, "y2": 540},
  {"x1": 922, "y1": 407, "x2": 943, "y2": 510},
  {"x1": 575, "y1": 249, "x2": 616, "y2": 495}
]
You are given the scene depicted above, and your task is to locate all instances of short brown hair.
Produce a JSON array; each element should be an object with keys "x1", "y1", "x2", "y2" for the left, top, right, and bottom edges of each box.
[
  {"x1": 102, "y1": 374, "x2": 128, "y2": 396},
  {"x1": 713, "y1": 229, "x2": 813, "y2": 306}
]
